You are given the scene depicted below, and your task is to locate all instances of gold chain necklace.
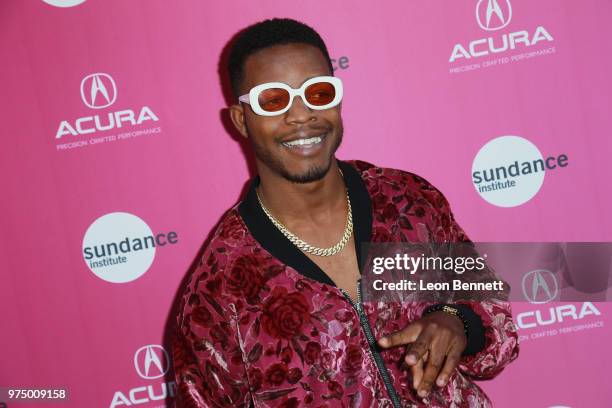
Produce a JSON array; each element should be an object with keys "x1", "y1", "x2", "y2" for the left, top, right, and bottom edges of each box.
[{"x1": 256, "y1": 168, "x2": 353, "y2": 257}]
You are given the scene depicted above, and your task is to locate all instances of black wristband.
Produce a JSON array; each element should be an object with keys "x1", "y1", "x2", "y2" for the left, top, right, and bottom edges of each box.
[{"x1": 422, "y1": 303, "x2": 486, "y2": 356}]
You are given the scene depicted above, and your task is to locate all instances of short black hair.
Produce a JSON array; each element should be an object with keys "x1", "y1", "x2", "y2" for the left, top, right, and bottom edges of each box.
[{"x1": 227, "y1": 18, "x2": 334, "y2": 100}]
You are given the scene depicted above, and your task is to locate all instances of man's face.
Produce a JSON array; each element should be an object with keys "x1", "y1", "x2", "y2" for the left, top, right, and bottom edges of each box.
[{"x1": 230, "y1": 43, "x2": 343, "y2": 183}]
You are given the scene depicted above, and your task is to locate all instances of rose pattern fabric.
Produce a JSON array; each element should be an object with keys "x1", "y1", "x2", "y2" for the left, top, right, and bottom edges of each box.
[{"x1": 172, "y1": 160, "x2": 519, "y2": 407}]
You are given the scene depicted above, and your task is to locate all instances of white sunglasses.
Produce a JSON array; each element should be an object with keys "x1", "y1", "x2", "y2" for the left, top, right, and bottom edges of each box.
[{"x1": 238, "y1": 75, "x2": 343, "y2": 116}]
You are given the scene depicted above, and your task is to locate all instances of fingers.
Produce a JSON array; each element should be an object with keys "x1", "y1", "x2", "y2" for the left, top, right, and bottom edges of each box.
[
  {"x1": 414, "y1": 332, "x2": 466, "y2": 398},
  {"x1": 398, "y1": 312, "x2": 469, "y2": 399},
  {"x1": 435, "y1": 342, "x2": 463, "y2": 387},
  {"x1": 403, "y1": 325, "x2": 435, "y2": 366},
  {"x1": 377, "y1": 322, "x2": 422, "y2": 349},
  {"x1": 411, "y1": 350, "x2": 428, "y2": 390},
  {"x1": 416, "y1": 338, "x2": 446, "y2": 398}
]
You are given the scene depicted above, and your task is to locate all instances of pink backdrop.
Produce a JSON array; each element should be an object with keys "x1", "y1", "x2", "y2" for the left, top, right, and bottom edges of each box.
[{"x1": 1, "y1": 0, "x2": 611, "y2": 407}]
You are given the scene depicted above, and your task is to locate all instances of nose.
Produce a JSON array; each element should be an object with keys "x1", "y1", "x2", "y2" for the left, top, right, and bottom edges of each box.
[{"x1": 284, "y1": 94, "x2": 316, "y2": 125}]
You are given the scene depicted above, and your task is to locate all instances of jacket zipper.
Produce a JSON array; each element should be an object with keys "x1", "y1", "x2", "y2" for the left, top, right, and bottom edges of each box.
[{"x1": 340, "y1": 278, "x2": 403, "y2": 408}]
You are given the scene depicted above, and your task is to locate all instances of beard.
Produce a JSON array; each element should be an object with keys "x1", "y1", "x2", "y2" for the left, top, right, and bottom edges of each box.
[{"x1": 249, "y1": 122, "x2": 344, "y2": 184}]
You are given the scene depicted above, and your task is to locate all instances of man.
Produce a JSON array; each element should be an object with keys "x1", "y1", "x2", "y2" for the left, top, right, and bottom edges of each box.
[{"x1": 172, "y1": 18, "x2": 519, "y2": 407}]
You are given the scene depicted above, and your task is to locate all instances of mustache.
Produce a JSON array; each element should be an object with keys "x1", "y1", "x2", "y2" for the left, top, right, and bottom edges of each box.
[{"x1": 277, "y1": 125, "x2": 332, "y2": 141}]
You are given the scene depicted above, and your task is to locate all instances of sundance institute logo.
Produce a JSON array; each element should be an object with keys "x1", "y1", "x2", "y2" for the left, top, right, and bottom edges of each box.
[
  {"x1": 82, "y1": 212, "x2": 178, "y2": 283},
  {"x1": 471, "y1": 136, "x2": 569, "y2": 207}
]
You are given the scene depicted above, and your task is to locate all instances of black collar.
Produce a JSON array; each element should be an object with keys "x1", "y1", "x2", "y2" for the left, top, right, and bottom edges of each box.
[{"x1": 238, "y1": 159, "x2": 372, "y2": 287}]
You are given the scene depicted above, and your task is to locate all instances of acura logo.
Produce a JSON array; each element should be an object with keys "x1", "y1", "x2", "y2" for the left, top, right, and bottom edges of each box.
[
  {"x1": 134, "y1": 345, "x2": 169, "y2": 379},
  {"x1": 476, "y1": 0, "x2": 512, "y2": 31},
  {"x1": 80, "y1": 73, "x2": 117, "y2": 109},
  {"x1": 521, "y1": 269, "x2": 558, "y2": 304}
]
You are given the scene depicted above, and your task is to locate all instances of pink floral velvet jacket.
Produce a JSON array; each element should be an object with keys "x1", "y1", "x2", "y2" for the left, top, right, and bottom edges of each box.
[{"x1": 172, "y1": 159, "x2": 519, "y2": 408}]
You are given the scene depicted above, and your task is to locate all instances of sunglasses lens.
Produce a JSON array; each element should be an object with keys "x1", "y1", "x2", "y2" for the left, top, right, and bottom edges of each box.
[
  {"x1": 258, "y1": 88, "x2": 290, "y2": 112},
  {"x1": 305, "y1": 81, "x2": 336, "y2": 106}
]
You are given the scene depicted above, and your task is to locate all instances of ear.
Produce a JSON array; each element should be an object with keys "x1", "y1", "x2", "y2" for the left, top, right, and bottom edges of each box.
[{"x1": 229, "y1": 103, "x2": 249, "y2": 139}]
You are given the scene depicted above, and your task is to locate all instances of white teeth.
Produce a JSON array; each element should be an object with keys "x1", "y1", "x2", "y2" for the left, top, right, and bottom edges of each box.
[{"x1": 283, "y1": 136, "x2": 323, "y2": 147}]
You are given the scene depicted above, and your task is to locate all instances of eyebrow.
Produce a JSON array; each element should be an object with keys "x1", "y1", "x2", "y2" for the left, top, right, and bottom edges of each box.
[{"x1": 253, "y1": 74, "x2": 332, "y2": 89}]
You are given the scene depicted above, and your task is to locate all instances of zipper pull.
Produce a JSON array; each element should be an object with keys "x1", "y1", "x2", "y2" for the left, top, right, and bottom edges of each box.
[{"x1": 355, "y1": 279, "x2": 364, "y2": 313}]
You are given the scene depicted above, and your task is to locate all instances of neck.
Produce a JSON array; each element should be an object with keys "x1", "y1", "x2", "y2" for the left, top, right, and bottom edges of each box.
[{"x1": 256, "y1": 158, "x2": 346, "y2": 225}]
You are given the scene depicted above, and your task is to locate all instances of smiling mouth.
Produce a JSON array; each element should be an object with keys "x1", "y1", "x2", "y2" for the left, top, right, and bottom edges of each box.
[{"x1": 281, "y1": 133, "x2": 327, "y2": 148}]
